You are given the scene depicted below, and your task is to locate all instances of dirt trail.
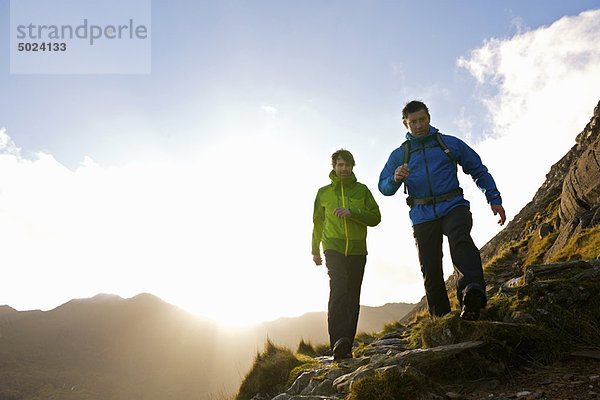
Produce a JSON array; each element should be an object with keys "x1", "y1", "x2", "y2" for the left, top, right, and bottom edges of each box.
[{"x1": 454, "y1": 355, "x2": 600, "y2": 400}]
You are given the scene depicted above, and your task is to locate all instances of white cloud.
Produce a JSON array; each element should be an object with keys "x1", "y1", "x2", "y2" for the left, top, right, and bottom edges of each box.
[
  {"x1": 510, "y1": 16, "x2": 527, "y2": 34},
  {"x1": 453, "y1": 107, "x2": 475, "y2": 142},
  {"x1": 0, "y1": 128, "x2": 326, "y2": 324},
  {"x1": 457, "y1": 9, "x2": 600, "y2": 240},
  {"x1": 0, "y1": 128, "x2": 21, "y2": 156},
  {"x1": 261, "y1": 105, "x2": 278, "y2": 116}
]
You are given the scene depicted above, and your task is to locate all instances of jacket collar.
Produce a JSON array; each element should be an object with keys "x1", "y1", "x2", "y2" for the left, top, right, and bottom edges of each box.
[
  {"x1": 329, "y1": 170, "x2": 357, "y2": 188},
  {"x1": 405, "y1": 126, "x2": 439, "y2": 142}
]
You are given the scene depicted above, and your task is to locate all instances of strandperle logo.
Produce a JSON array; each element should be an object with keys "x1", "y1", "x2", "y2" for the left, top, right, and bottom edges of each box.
[
  {"x1": 16, "y1": 19, "x2": 149, "y2": 46},
  {"x1": 10, "y1": 0, "x2": 151, "y2": 74}
]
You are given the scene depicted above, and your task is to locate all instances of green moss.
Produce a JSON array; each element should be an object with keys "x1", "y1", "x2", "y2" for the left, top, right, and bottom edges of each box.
[
  {"x1": 408, "y1": 313, "x2": 457, "y2": 349},
  {"x1": 352, "y1": 342, "x2": 367, "y2": 358},
  {"x1": 483, "y1": 292, "x2": 531, "y2": 322},
  {"x1": 485, "y1": 278, "x2": 600, "y2": 346},
  {"x1": 348, "y1": 332, "x2": 379, "y2": 358},
  {"x1": 236, "y1": 340, "x2": 301, "y2": 400},
  {"x1": 407, "y1": 312, "x2": 562, "y2": 368},
  {"x1": 347, "y1": 367, "x2": 433, "y2": 400},
  {"x1": 549, "y1": 225, "x2": 600, "y2": 262},
  {"x1": 521, "y1": 279, "x2": 600, "y2": 344},
  {"x1": 286, "y1": 359, "x2": 319, "y2": 387},
  {"x1": 524, "y1": 231, "x2": 560, "y2": 266},
  {"x1": 483, "y1": 228, "x2": 565, "y2": 284}
]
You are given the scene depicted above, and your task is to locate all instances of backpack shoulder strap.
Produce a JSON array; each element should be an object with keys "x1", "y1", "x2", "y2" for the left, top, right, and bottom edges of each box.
[
  {"x1": 401, "y1": 140, "x2": 411, "y2": 166},
  {"x1": 435, "y1": 132, "x2": 457, "y2": 168},
  {"x1": 400, "y1": 140, "x2": 412, "y2": 194}
]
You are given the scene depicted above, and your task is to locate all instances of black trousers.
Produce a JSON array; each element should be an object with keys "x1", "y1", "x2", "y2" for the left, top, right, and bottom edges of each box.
[
  {"x1": 324, "y1": 249, "x2": 366, "y2": 350},
  {"x1": 412, "y1": 206, "x2": 486, "y2": 317}
]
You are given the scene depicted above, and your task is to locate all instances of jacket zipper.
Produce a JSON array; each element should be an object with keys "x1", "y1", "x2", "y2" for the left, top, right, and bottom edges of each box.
[
  {"x1": 421, "y1": 144, "x2": 439, "y2": 219},
  {"x1": 341, "y1": 179, "x2": 349, "y2": 256}
]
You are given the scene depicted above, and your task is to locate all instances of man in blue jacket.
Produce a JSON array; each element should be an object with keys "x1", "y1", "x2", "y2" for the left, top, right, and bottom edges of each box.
[{"x1": 379, "y1": 100, "x2": 506, "y2": 320}]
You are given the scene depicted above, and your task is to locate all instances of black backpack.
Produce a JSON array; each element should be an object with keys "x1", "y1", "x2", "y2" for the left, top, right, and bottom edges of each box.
[
  {"x1": 401, "y1": 131, "x2": 457, "y2": 168},
  {"x1": 400, "y1": 132, "x2": 458, "y2": 196}
]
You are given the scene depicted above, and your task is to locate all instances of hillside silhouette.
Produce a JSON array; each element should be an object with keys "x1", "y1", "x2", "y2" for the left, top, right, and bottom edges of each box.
[
  {"x1": 0, "y1": 293, "x2": 227, "y2": 399},
  {"x1": 258, "y1": 303, "x2": 415, "y2": 349},
  {"x1": 0, "y1": 293, "x2": 413, "y2": 399}
]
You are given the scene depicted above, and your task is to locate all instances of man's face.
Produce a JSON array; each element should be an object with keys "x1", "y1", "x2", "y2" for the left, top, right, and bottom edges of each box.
[
  {"x1": 333, "y1": 157, "x2": 353, "y2": 177},
  {"x1": 403, "y1": 109, "x2": 431, "y2": 137}
]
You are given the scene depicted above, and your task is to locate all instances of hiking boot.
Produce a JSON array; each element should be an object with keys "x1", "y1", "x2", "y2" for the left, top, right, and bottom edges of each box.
[
  {"x1": 460, "y1": 289, "x2": 485, "y2": 321},
  {"x1": 332, "y1": 337, "x2": 352, "y2": 361}
]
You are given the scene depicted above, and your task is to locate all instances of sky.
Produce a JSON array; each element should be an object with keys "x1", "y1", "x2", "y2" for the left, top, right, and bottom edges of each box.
[{"x1": 1, "y1": 0, "x2": 600, "y2": 326}]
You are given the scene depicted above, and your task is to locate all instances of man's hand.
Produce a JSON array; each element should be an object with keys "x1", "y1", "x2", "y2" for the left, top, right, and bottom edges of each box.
[
  {"x1": 394, "y1": 164, "x2": 410, "y2": 183},
  {"x1": 491, "y1": 204, "x2": 506, "y2": 226},
  {"x1": 313, "y1": 254, "x2": 322, "y2": 266},
  {"x1": 333, "y1": 207, "x2": 351, "y2": 218}
]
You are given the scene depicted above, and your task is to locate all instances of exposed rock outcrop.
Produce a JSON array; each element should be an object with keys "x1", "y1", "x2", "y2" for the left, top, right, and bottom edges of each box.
[
  {"x1": 239, "y1": 259, "x2": 600, "y2": 400},
  {"x1": 547, "y1": 105, "x2": 600, "y2": 259},
  {"x1": 483, "y1": 99, "x2": 600, "y2": 264},
  {"x1": 559, "y1": 105, "x2": 600, "y2": 224}
]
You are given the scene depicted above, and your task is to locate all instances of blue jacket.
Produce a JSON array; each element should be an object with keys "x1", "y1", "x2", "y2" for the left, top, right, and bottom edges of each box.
[{"x1": 378, "y1": 126, "x2": 502, "y2": 226}]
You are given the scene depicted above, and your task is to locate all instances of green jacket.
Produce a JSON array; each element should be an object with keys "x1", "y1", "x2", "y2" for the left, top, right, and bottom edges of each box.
[{"x1": 312, "y1": 171, "x2": 381, "y2": 256}]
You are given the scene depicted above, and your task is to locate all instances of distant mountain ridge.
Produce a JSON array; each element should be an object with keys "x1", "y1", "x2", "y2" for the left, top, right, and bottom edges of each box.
[
  {"x1": 258, "y1": 302, "x2": 415, "y2": 348},
  {"x1": 0, "y1": 293, "x2": 223, "y2": 400},
  {"x1": 0, "y1": 305, "x2": 17, "y2": 316},
  {"x1": 0, "y1": 293, "x2": 414, "y2": 399}
]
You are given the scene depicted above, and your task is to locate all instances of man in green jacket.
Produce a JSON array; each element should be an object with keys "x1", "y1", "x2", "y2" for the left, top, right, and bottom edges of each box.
[{"x1": 312, "y1": 149, "x2": 381, "y2": 360}]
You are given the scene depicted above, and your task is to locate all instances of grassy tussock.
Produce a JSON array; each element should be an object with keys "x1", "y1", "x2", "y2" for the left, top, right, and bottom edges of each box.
[
  {"x1": 207, "y1": 391, "x2": 235, "y2": 400},
  {"x1": 382, "y1": 320, "x2": 406, "y2": 334},
  {"x1": 296, "y1": 338, "x2": 329, "y2": 358},
  {"x1": 524, "y1": 231, "x2": 560, "y2": 266},
  {"x1": 549, "y1": 225, "x2": 600, "y2": 262},
  {"x1": 296, "y1": 338, "x2": 317, "y2": 357},
  {"x1": 411, "y1": 313, "x2": 560, "y2": 361},
  {"x1": 483, "y1": 240, "x2": 526, "y2": 280},
  {"x1": 355, "y1": 331, "x2": 378, "y2": 344},
  {"x1": 235, "y1": 340, "x2": 301, "y2": 400}
]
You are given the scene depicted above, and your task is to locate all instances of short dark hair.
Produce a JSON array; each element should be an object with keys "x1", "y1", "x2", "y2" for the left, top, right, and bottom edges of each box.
[
  {"x1": 331, "y1": 149, "x2": 355, "y2": 167},
  {"x1": 402, "y1": 100, "x2": 429, "y2": 120}
]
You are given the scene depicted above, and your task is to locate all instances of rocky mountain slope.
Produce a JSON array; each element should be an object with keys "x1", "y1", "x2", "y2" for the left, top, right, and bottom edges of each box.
[{"x1": 236, "y1": 100, "x2": 600, "y2": 400}]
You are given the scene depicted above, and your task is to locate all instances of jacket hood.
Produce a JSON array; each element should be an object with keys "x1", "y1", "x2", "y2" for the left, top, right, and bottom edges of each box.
[
  {"x1": 405, "y1": 126, "x2": 439, "y2": 142},
  {"x1": 329, "y1": 170, "x2": 357, "y2": 187}
]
